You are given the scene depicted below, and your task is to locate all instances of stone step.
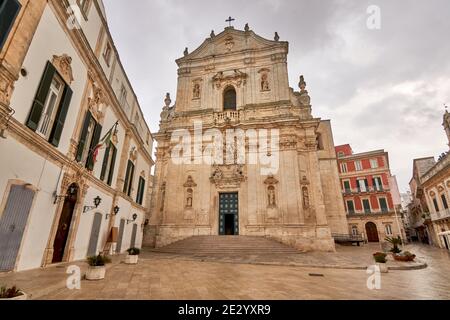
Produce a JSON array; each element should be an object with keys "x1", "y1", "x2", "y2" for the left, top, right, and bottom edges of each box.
[{"x1": 148, "y1": 236, "x2": 301, "y2": 256}]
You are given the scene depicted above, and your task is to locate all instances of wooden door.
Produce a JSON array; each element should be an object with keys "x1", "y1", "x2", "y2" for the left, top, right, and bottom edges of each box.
[
  {"x1": 52, "y1": 185, "x2": 77, "y2": 263},
  {"x1": 87, "y1": 212, "x2": 103, "y2": 257},
  {"x1": 365, "y1": 222, "x2": 379, "y2": 242}
]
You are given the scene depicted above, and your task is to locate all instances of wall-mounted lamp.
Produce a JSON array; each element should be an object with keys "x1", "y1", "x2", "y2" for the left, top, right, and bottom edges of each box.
[
  {"x1": 83, "y1": 196, "x2": 102, "y2": 213},
  {"x1": 127, "y1": 213, "x2": 138, "y2": 224},
  {"x1": 53, "y1": 184, "x2": 77, "y2": 205},
  {"x1": 141, "y1": 218, "x2": 149, "y2": 230},
  {"x1": 106, "y1": 206, "x2": 120, "y2": 220}
]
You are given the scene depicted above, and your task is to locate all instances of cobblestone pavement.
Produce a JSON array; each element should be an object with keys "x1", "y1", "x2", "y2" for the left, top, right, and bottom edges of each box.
[{"x1": 0, "y1": 244, "x2": 449, "y2": 300}]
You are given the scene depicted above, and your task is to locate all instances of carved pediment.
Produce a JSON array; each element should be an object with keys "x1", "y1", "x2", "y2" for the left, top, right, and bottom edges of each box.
[
  {"x1": 177, "y1": 28, "x2": 288, "y2": 62},
  {"x1": 212, "y1": 69, "x2": 248, "y2": 89},
  {"x1": 264, "y1": 175, "x2": 279, "y2": 185},
  {"x1": 184, "y1": 176, "x2": 197, "y2": 188},
  {"x1": 52, "y1": 54, "x2": 74, "y2": 85},
  {"x1": 88, "y1": 83, "x2": 107, "y2": 121},
  {"x1": 210, "y1": 164, "x2": 246, "y2": 188}
]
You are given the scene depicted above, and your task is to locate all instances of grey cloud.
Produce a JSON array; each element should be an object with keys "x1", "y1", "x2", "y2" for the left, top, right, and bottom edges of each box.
[{"x1": 103, "y1": 0, "x2": 450, "y2": 191}]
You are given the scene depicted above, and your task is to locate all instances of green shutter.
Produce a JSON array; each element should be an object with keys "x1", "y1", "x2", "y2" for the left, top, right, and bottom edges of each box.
[
  {"x1": 76, "y1": 112, "x2": 92, "y2": 162},
  {"x1": 123, "y1": 161, "x2": 132, "y2": 193},
  {"x1": 107, "y1": 145, "x2": 117, "y2": 186},
  {"x1": 26, "y1": 62, "x2": 56, "y2": 131},
  {"x1": 0, "y1": 0, "x2": 21, "y2": 50},
  {"x1": 86, "y1": 123, "x2": 102, "y2": 171},
  {"x1": 128, "y1": 163, "x2": 135, "y2": 197},
  {"x1": 100, "y1": 142, "x2": 111, "y2": 181},
  {"x1": 49, "y1": 85, "x2": 72, "y2": 147},
  {"x1": 137, "y1": 177, "x2": 145, "y2": 205}
]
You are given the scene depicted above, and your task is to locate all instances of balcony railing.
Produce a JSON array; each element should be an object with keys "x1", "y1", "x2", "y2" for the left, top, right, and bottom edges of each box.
[
  {"x1": 214, "y1": 110, "x2": 242, "y2": 124},
  {"x1": 342, "y1": 186, "x2": 390, "y2": 195},
  {"x1": 431, "y1": 208, "x2": 450, "y2": 222}
]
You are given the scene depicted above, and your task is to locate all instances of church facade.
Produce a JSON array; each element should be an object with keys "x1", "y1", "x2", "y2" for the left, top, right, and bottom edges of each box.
[{"x1": 145, "y1": 25, "x2": 348, "y2": 252}]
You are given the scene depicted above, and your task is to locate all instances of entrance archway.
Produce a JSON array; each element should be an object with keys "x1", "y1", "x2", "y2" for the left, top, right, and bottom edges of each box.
[
  {"x1": 52, "y1": 183, "x2": 78, "y2": 263},
  {"x1": 365, "y1": 222, "x2": 379, "y2": 242}
]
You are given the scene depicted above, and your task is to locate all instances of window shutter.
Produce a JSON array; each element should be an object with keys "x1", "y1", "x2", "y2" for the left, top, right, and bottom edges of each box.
[
  {"x1": 76, "y1": 112, "x2": 92, "y2": 162},
  {"x1": 128, "y1": 163, "x2": 135, "y2": 197},
  {"x1": 86, "y1": 123, "x2": 102, "y2": 171},
  {"x1": 137, "y1": 178, "x2": 146, "y2": 205},
  {"x1": 100, "y1": 142, "x2": 111, "y2": 181},
  {"x1": 49, "y1": 85, "x2": 72, "y2": 147},
  {"x1": 0, "y1": 0, "x2": 21, "y2": 50},
  {"x1": 26, "y1": 62, "x2": 56, "y2": 131},
  {"x1": 107, "y1": 145, "x2": 117, "y2": 186},
  {"x1": 123, "y1": 161, "x2": 132, "y2": 193}
]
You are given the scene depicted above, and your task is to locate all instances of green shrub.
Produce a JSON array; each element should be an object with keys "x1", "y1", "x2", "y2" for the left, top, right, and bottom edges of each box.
[
  {"x1": 385, "y1": 236, "x2": 402, "y2": 254},
  {"x1": 0, "y1": 286, "x2": 22, "y2": 299},
  {"x1": 127, "y1": 248, "x2": 141, "y2": 256},
  {"x1": 87, "y1": 255, "x2": 111, "y2": 267},
  {"x1": 373, "y1": 252, "x2": 387, "y2": 263}
]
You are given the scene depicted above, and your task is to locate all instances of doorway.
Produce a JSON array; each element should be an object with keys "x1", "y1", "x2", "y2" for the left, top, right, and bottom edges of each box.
[
  {"x1": 52, "y1": 184, "x2": 78, "y2": 263},
  {"x1": 219, "y1": 193, "x2": 239, "y2": 236},
  {"x1": 365, "y1": 222, "x2": 379, "y2": 242},
  {"x1": 0, "y1": 184, "x2": 35, "y2": 271}
]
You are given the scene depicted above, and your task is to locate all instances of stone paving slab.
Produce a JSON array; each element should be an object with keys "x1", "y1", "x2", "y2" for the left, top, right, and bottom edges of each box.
[
  {"x1": 141, "y1": 243, "x2": 427, "y2": 271},
  {"x1": 0, "y1": 244, "x2": 447, "y2": 300}
]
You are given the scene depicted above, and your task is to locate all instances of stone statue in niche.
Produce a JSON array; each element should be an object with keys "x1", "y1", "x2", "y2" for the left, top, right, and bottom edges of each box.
[
  {"x1": 302, "y1": 186, "x2": 310, "y2": 210},
  {"x1": 186, "y1": 188, "x2": 193, "y2": 208},
  {"x1": 261, "y1": 73, "x2": 270, "y2": 91},
  {"x1": 268, "y1": 186, "x2": 276, "y2": 207},
  {"x1": 193, "y1": 83, "x2": 201, "y2": 100}
]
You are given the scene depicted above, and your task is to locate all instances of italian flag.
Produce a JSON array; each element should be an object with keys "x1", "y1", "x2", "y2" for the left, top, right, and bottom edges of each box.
[{"x1": 92, "y1": 129, "x2": 112, "y2": 164}]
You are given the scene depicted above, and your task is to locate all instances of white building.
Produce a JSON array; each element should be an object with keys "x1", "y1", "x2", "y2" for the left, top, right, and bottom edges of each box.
[{"x1": 0, "y1": 0, "x2": 154, "y2": 272}]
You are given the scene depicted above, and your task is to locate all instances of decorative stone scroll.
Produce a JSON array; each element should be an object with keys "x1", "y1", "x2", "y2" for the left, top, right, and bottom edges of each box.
[
  {"x1": 212, "y1": 70, "x2": 248, "y2": 89},
  {"x1": 88, "y1": 83, "x2": 107, "y2": 122},
  {"x1": 52, "y1": 54, "x2": 74, "y2": 85},
  {"x1": 210, "y1": 164, "x2": 246, "y2": 189}
]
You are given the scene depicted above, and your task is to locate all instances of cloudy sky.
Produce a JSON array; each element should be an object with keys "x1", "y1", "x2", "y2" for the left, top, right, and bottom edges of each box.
[{"x1": 103, "y1": 0, "x2": 450, "y2": 192}]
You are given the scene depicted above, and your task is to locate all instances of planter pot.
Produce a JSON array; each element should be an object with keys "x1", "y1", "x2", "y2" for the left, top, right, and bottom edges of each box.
[
  {"x1": 0, "y1": 292, "x2": 28, "y2": 300},
  {"x1": 125, "y1": 255, "x2": 139, "y2": 265},
  {"x1": 393, "y1": 254, "x2": 416, "y2": 262},
  {"x1": 376, "y1": 263, "x2": 389, "y2": 273},
  {"x1": 86, "y1": 266, "x2": 106, "y2": 281}
]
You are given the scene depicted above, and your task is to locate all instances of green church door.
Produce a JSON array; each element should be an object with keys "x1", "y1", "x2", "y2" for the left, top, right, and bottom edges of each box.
[{"x1": 219, "y1": 193, "x2": 239, "y2": 236}]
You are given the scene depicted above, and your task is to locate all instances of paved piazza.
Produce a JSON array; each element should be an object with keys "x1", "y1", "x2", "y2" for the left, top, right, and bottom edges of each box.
[{"x1": 0, "y1": 244, "x2": 449, "y2": 300}]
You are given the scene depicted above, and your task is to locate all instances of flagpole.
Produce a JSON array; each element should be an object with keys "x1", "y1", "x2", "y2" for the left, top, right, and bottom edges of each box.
[{"x1": 87, "y1": 121, "x2": 119, "y2": 163}]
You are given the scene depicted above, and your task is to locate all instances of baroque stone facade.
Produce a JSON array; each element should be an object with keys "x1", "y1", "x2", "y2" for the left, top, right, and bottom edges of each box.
[{"x1": 145, "y1": 26, "x2": 348, "y2": 252}]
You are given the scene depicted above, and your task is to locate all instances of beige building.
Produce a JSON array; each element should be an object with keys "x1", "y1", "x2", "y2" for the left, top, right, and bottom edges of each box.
[
  {"x1": 145, "y1": 25, "x2": 348, "y2": 252},
  {"x1": 418, "y1": 111, "x2": 450, "y2": 251},
  {"x1": 0, "y1": 0, "x2": 153, "y2": 272}
]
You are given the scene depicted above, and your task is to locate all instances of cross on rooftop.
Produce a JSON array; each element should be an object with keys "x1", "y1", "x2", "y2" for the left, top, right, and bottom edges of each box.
[{"x1": 226, "y1": 16, "x2": 235, "y2": 27}]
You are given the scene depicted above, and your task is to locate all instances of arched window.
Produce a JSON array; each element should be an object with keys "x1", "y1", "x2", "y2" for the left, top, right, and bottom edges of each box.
[{"x1": 223, "y1": 86, "x2": 237, "y2": 111}]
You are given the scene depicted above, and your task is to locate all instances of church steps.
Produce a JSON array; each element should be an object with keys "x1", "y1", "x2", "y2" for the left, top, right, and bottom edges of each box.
[{"x1": 148, "y1": 236, "x2": 302, "y2": 256}]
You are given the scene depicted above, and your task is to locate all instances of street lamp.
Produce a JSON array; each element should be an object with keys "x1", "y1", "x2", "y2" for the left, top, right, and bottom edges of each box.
[
  {"x1": 83, "y1": 196, "x2": 102, "y2": 213},
  {"x1": 106, "y1": 206, "x2": 120, "y2": 220},
  {"x1": 127, "y1": 213, "x2": 138, "y2": 224}
]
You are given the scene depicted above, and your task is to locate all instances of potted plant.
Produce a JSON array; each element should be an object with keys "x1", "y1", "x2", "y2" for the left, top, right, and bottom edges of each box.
[
  {"x1": 86, "y1": 254, "x2": 111, "y2": 281},
  {"x1": 393, "y1": 251, "x2": 416, "y2": 262},
  {"x1": 125, "y1": 247, "x2": 141, "y2": 265},
  {"x1": 373, "y1": 252, "x2": 389, "y2": 273},
  {"x1": 0, "y1": 286, "x2": 27, "y2": 300},
  {"x1": 385, "y1": 236, "x2": 402, "y2": 254}
]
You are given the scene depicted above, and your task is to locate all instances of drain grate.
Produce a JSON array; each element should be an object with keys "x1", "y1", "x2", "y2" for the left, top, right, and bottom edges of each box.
[{"x1": 308, "y1": 273, "x2": 324, "y2": 277}]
